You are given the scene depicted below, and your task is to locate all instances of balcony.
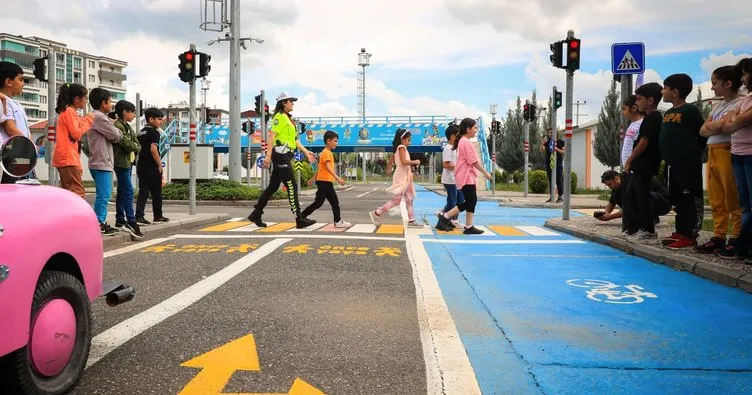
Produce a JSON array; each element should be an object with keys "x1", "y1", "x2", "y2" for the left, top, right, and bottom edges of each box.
[{"x1": 98, "y1": 69, "x2": 127, "y2": 83}]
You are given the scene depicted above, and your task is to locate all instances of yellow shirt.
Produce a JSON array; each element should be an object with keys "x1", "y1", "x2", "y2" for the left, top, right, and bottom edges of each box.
[
  {"x1": 271, "y1": 112, "x2": 297, "y2": 149},
  {"x1": 316, "y1": 149, "x2": 336, "y2": 182}
]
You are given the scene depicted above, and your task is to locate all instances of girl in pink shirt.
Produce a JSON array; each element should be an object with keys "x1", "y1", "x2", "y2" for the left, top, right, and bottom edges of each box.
[
  {"x1": 369, "y1": 129, "x2": 424, "y2": 228},
  {"x1": 436, "y1": 118, "x2": 492, "y2": 234}
]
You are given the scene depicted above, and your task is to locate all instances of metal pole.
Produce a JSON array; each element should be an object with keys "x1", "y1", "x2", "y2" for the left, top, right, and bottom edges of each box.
[
  {"x1": 46, "y1": 49, "x2": 57, "y2": 186},
  {"x1": 550, "y1": 86, "x2": 558, "y2": 203},
  {"x1": 188, "y1": 44, "x2": 197, "y2": 215},
  {"x1": 134, "y1": 92, "x2": 141, "y2": 189},
  {"x1": 246, "y1": 117, "x2": 252, "y2": 187},
  {"x1": 227, "y1": 0, "x2": 241, "y2": 182},
  {"x1": 260, "y1": 90, "x2": 268, "y2": 189},
  {"x1": 562, "y1": 29, "x2": 575, "y2": 220},
  {"x1": 523, "y1": 101, "x2": 530, "y2": 198}
]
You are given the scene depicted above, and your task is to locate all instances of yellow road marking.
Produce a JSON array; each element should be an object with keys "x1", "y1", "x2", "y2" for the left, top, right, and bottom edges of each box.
[
  {"x1": 488, "y1": 225, "x2": 527, "y2": 236},
  {"x1": 376, "y1": 224, "x2": 404, "y2": 234},
  {"x1": 200, "y1": 221, "x2": 251, "y2": 232},
  {"x1": 258, "y1": 222, "x2": 297, "y2": 233}
]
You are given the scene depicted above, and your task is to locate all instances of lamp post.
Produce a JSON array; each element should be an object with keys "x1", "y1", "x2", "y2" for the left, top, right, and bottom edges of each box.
[{"x1": 357, "y1": 48, "x2": 372, "y2": 183}]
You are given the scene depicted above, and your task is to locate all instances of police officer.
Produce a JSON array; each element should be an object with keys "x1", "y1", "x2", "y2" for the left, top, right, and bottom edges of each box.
[{"x1": 248, "y1": 92, "x2": 317, "y2": 229}]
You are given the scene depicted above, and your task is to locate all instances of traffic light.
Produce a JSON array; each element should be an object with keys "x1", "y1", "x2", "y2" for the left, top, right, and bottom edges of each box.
[
  {"x1": 264, "y1": 101, "x2": 270, "y2": 122},
  {"x1": 490, "y1": 120, "x2": 501, "y2": 134},
  {"x1": 139, "y1": 100, "x2": 144, "y2": 116},
  {"x1": 529, "y1": 104, "x2": 537, "y2": 122},
  {"x1": 566, "y1": 38, "x2": 581, "y2": 71},
  {"x1": 33, "y1": 57, "x2": 47, "y2": 82},
  {"x1": 241, "y1": 121, "x2": 249, "y2": 134},
  {"x1": 249, "y1": 121, "x2": 255, "y2": 134},
  {"x1": 523, "y1": 103, "x2": 530, "y2": 121},
  {"x1": 550, "y1": 40, "x2": 563, "y2": 69},
  {"x1": 198, "y1": 52, "x2": 211, "y2": 78},
  {"x1": 254, "y1": 94, "x2": 262, "y2": 114},
  {"x1": 554, "y1": 90, "x2": 563, "y2": 110},
  {"x1": 178, "y1": 50, "x2": 197, "y2": 83},
  {"x1": 300, "y1": 122, "x2": 307, "y2": 135},
  {"x1": 204, "y1": 108, "x2": 211, "y2": 123}
]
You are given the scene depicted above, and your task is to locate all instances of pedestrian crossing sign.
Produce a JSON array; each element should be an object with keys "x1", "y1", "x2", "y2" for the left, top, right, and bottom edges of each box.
[{"x1": 611, "y1": 42, "x2": 645, "y2": 75}]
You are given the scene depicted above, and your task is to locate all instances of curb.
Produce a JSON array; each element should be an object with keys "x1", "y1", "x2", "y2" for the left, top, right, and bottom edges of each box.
[
  {"x1": 545, "y1": 220, "x2": 752, "y2": 294},
  {"x1": 102, "y1": 214, "x2": 230, "y2": 250}
]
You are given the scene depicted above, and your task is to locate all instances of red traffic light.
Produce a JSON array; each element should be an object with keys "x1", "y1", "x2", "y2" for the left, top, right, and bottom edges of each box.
[
  {"x1": 570, "y1": 40, "x2": 579, "y2": 49},
  {"x1": 185, "y1": 52, "x2": 194, "y2": 60}
]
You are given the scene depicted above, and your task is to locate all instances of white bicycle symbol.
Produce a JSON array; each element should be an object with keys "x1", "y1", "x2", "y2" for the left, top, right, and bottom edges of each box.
[{"x1": 566, "y1": 279, "x2": 658, "y2": 304}]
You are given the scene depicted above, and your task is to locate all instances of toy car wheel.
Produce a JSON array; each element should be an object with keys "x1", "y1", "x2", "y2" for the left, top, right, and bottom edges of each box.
[{"x1": 4, "y1": 270, "x2": 92, "y2": 394}]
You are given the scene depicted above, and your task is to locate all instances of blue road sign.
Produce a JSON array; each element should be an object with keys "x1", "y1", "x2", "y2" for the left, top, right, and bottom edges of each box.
[
  {"x1": 611, "y1": 42, "x2": 645, "y2": 75},
  {"x1": 161, "y1": 161, "x2": 166, "y2": 167},
  {"x1": 256, "y1": 155, "x2": 265, "y2": 169},
  {"x1": 294, "y1": 151, "x2": 303, "y2": 161}
]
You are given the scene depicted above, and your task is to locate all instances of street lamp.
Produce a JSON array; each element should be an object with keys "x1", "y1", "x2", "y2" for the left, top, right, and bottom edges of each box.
[{"x1": 357, "y1": 48, "x2": 372, "y2": 183}]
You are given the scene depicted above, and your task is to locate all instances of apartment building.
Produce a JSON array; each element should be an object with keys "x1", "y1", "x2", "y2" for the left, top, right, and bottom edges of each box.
[{"x1": 0, "y1": 33, "x2": 127, "y2": 124}]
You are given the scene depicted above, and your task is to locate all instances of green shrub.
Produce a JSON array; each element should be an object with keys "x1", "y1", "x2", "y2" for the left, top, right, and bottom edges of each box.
[
  {"x1": 528, "y1": 170, "x2": 549, "y2": 194},
  {"x1": 512, "y1": 169, "x2": 524, "y2": 184},
  {"x1": 570, "y1": 171, "x2": 578, "y2": 195},
  {"x1": 495, "y1": 170, "x2": 512, "y2": 184},
  {"x1": 162, "y1": 179, "x2": 285, "y2": 201}
]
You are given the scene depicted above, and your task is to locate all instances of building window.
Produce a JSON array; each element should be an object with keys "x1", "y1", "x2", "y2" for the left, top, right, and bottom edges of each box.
[
  {"x1": 109, "y1": 80, "x2": 114, "y2": 86},
  {"x1": 88, "y1": 60, "x2": 95, "y2": 68},
  {"x1": 56, "y1": 69, "x2": 65, "y2": 81},
  {"x1": 89, "y1": 75, "x2": 95, "y2": 83},
  {"x1": 41, "y1": 96, "x2": 47, "y2": 104},
  {"x1": 41, "y1": 111, "x2": 47, "y2": 119},
  {"x1": 56, "y1": 53, "x2": 65, "y2": 63},
  {"x1": 73, "y1": 57, "x2": 82, "y2": 70}
]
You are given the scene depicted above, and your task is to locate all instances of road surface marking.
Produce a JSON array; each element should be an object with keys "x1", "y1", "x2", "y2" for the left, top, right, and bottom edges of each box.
[
  {"x1": 227, "y1": 217, "x2": 245, "y2": 222},
  {"x1": 377, "y1": 224, "x2": 404, "y2": 234},
  {"x1": 487, "y1": 225, "x2": 527, "y2": 236},
  {"x1": 355, "y1": 187, "x2": 379, "y2": 198},
  {"x1": 435, "y1": 225, "x2": 494, "y2": 236},
  {"x1": 258, "y1": 222, "x2": 296, "y2": 233},
  {"x1": 319, "y1": 223, "x2": 348, "y2": 232},
  {"x1": 172, "y1": 234, "x2": 406, "y2": 242},
  {"x1": 86, "y1": 238, "x2": 292, "y2": 369},
  {"x1": 229, "y1": 222, "x2": 278, "y2": 232},
  {"x1": 104, "y1": 237, "x2": 172, "y2": 258},
  {"x1": 471, "y1": 254, "x2": 624, "y2": 258},
  {"x1": 405, "y1": 232, "x2": 482, "y2": 394},
  {"x1": 345, "y1": 224, "x2": 377, "y2": 233},
  {"x1": 514, "y1": 226, "x2": 559, "y2": 236},
  {"x1": 422, "y1": 239, "x2": 585, "y2": 245},
  {"x1": 281, "y1": 244, "x2": 396, "y2": 256},
  {"x1": 287, "y1": 222, "x2": 327, "y2": 232},
  {"x1": 200, "y1": 221, "x2": 252, "y2": 232}
]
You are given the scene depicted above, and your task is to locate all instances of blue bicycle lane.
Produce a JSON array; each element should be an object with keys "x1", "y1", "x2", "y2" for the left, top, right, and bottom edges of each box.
[{"x1": 413, "y1": 186, "x2": 752, "y2": 394}]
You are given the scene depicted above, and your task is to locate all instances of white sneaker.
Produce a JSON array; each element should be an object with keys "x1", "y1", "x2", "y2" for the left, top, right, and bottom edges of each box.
[
  {"x1": 369, "y1": 211, "x2": 381, "y2": 226},
  {"x1": 334, "y1": 220, "x2": 352, "y2": 228},
  {"x1": 451, "y1": 219, "x2": 464, "y2": 228},
  {"x1": 627, "y1": 230, "x2": 657, "y2": 242}
]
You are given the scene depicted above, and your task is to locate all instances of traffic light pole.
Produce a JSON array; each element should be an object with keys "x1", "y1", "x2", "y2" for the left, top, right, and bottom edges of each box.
[
  {"x1": 490, "y1": 104, "x2": 497, "y2": 196},
  {"x1": 227, "y1": 0, "x2": 241, "y2": 182},
  {"x1": 188, "y1": 44, "x2": 198, "y2": 215},
  {"x1": 562, "y1": 30, "x2": 575, "y2": 220},
  {"x1": 524, "y1": 104, "x2": 530, "y2": 198},
  {"x1": 550, "y1": 86, "x2": 557, "y2": 203},
  {"x1": 45, "y1": 49, "x2": 57, "y2": 186},
  {"x1": 260, "y1": 90, "x2": 269, "y2": 189},
  {"x1": 618, "y1": 75, "x2": 633, "y2": 173}
]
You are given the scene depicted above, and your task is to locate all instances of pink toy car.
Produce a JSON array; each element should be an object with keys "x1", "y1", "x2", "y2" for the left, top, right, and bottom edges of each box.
[{"x1": 0, "y1": 136, "x2": 135, "y2": 394}]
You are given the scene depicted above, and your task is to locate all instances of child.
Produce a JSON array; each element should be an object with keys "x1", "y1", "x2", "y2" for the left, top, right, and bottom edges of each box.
[
  {"x1": 625, "y1": 82, "x2": 664, "y2": 241},
  {"x1": 300, "y1": 131, "x2": 350, "y2": 227},
  {"x1": 718, "y1": 58, "x2": 752, "y2": 260},
  {"x1": 112, "y1": 100, "x2": 143, "y2": 238},
  {"x1": 436, "y1": 123, "x2": 465, "y2": 229},
  {"x1": 136, "y1": 108, "x2": 169, "y2": 224},
  {"x1": 369, "y1": 129, "x2": 424, "y2": 228},
  {"x1": 86, "y1": 88, "x2": 122, "y2": 235},
  {"x1": 659, "y1": 74, "x2": 707, "y2": 249},
  {"x1": 695, "y1": 65, "x2": 743, "y2": 253},
  {"x1": 541, "y1": 127, "x2": 565, "y2": 203},
  {"x1": 53, "y1": 83, "x2": 93, "y2": 197},
  {"x1": 435, "y1": 118, "x2": 493, "y2": 234},
  {"x1": 0, "y1": 61, "x2": 31, "y2": 184},
  {"x1": 619, "y1": 95, "x2": 644, "y2": 235}
]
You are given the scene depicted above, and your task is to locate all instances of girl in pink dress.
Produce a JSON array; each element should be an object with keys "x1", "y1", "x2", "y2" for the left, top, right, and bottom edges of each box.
[{"x1": 369, "y1": 129, "x2": 424, "y2": 228}]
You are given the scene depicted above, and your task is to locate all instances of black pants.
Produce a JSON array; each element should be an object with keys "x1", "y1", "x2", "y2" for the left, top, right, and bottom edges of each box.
[
  {"x1": 630, "y1": 171, "x2": 657, "y2": 233},
  {"x1": 457, "y1": 185, "x2": 478, "y2": 213},
  {"x1": 620, "y1": 173, "x2": 638, "y2": 232},
  {"x1": 301, "y1": 181, "x2": 340, "y2": 222},
  {"x1": 136, "y1": 166, "x2": 163, "y2": 220},
  {"x1": 668, "y1": 163, "x2": 702, "y2": 237},
  {"x1": 546, "y1": 166, "x2": 563, "y2": 197},
  {"x1": 254, "y1": 150, "x2": 301, "y2": 217}
]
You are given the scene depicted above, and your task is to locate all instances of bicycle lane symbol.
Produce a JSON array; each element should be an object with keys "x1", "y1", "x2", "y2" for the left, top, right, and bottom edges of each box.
[{"x1": 566, "y1": 279, "x2": 658, "y2": 304}]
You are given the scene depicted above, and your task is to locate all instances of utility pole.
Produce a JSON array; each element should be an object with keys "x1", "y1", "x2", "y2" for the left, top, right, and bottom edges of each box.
[
  {"x1": 357, "y1": 48, "x2": 372, "y2": 184},
  {"x1": 524, "y1": 100, "x2": 530, "y2": 198},
  {"x1": 46, "y1": 49, "x2": 57, "y2": 186},
  {"x1": 490, "y1": 104, "x2": 497, "y2": 196},
  {"x1": 260, "y1": 89, "x2": 268, "y2": 189},
  {"x1": 188, "y1": 43, "x2": 197, "y2": 215},
  {"x1": 574, "y1": 100, "x2": 587, "y2": 126},
  {"x1": 550, "y1": 86, "x2": 558, "y2": 203},
  {"x1": 563, "y1": 30, "x2": 576, "y2": 220}
]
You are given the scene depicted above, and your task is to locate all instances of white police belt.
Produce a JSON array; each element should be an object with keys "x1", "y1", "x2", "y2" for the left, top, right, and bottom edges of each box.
[{"x1": 274, "y1": 145, "x2": 291, "y2": 154}]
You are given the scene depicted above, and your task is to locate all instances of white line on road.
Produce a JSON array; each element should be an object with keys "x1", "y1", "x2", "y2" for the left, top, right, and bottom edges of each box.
[
  {"x1": 355, "y1": 187, "x2": 379, "y2": 198},
  {"x1": 514, "y1": 226, "x2": 559, "y2": 236},
  {"x1": 405, "y1": 231, "x2": 482, "y2": 394},
  {"x1": 422, "y1": 239, "x2": 585, "y2": 244},
  {"x1": 86, "y1": 237, "x2": 292, "y2": 369},
  {"x1": 103, "y1": 237, "x2": 173, "y2": 258},
  {"x1": 228, "y1": 217, "x2": 245, "y2": 222},
  {"x1": 170, "y1": 234, "x2": 405, "y2": 242}
]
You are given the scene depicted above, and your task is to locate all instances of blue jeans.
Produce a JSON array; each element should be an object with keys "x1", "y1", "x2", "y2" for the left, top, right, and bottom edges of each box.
[
  {"x1": 443, "y1": 183, "x2": 465, "y2": 220},
  {"x1": 115, "y1": 167, "x2": 135, "y2": 223},
  {"x1": 90, "y1": 169, "x2": 113, "y2": 224},
  {"x1": 732, "y1": 154, "x2": 752, "y2": 249}
]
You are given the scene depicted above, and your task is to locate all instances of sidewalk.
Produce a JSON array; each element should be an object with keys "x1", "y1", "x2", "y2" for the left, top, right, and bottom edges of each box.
[
  {"x1": 101, "y1": 211, "x2": 229, "y2": 249},
  {"x1": 545, "y1": 216, "x2": 752, "y2": 294}
]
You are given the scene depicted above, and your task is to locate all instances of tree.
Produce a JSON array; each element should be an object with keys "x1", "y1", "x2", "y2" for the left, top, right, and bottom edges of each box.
[
  {"x1": 593, "y1": 79, "x2": 622, "y2": 169},
  {"x1": 696, "y1": 89, "x2": 712, "y2": 120},
  {"x1": 528, "y1": 89, "x2": 545, "y2": 170},
  {"x1": 498, "y1": 97, "x2": 525, "y2": 172}
]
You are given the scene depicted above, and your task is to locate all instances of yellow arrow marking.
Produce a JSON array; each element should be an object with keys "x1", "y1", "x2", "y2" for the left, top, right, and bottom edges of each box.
[{"x1": 178, "y1": 334, "x2": 325, "y2": 395}]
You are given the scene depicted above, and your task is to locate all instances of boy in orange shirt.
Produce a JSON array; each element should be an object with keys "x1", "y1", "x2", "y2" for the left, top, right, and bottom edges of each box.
[{"x1": 301, "y1": 131, "x2": 350, "y2": 227}]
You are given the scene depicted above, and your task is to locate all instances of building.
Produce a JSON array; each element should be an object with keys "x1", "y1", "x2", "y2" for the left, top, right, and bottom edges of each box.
[{"x1": 0, "y1": 33, "x2": 127, "y2": 124}]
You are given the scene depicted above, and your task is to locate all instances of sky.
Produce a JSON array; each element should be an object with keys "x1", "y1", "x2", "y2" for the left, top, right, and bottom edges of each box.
[{"x1": 2, "y1": 0, "x2": 751, "y2": 127}]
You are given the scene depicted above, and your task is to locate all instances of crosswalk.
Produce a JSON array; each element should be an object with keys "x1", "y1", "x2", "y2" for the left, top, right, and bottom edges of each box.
[{"x1": 200, "y1": 218, "x2": 561, "y2": 237}]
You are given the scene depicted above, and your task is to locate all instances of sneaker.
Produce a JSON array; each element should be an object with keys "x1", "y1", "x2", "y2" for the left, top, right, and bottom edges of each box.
[
  {"x1": 114, "y1": 220, "x2": 125, "y2": 228},
  {"x1": 407, "y1": 221, "x2": 424, "y2": 228},
  {"x1": 556, "y1": 197, "x2": 563, "y2": 203},
  {"x1": 296, "y1": 217, "x2": 316, "y2": 229},
  {"x1": 545, "y1": 198, "x2": 552, "y2": 203},
  {"x1": 136, "y1": 217, "x2": 151, "y2": 225},
  {"x1": 667, "y1": 236, "x2": 697, "y2": 250},
  {"x1": 369, "y1": 210, "x2": 381, "y2": 226},
  {"x1": 100, "y1": 222, "x2": 119, "y2": 235},
  {"x1": 124, "y1": 222, "x2": 144, "y2": 239},
  {"x1": 334, "y1": 220, "x2": 352, "y2": 228},
  {"x1": 154, "y1": 217, "x2": 170, "y2": 223},
  {"x1": 694, "y1": 237, "x2": 725, "y2": 254},
  {"x1": 451, "y1": 219, "x2": 464, "y2": 228},
  {"x1": 627, "y1": 230, "x2": 657, "y2": 242},
  {"x1": 463, "y1": 226, "x2": 485, "y2": 235},
  {"x1": 661, "y1": 232, "x2": 683, "y2": 246},
  {"x1": 716, "y1": 244, "x2": 742, "y2": 260},
  {"x1": 248, "y1": 210, "x2": 267, "y2": 228}
]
